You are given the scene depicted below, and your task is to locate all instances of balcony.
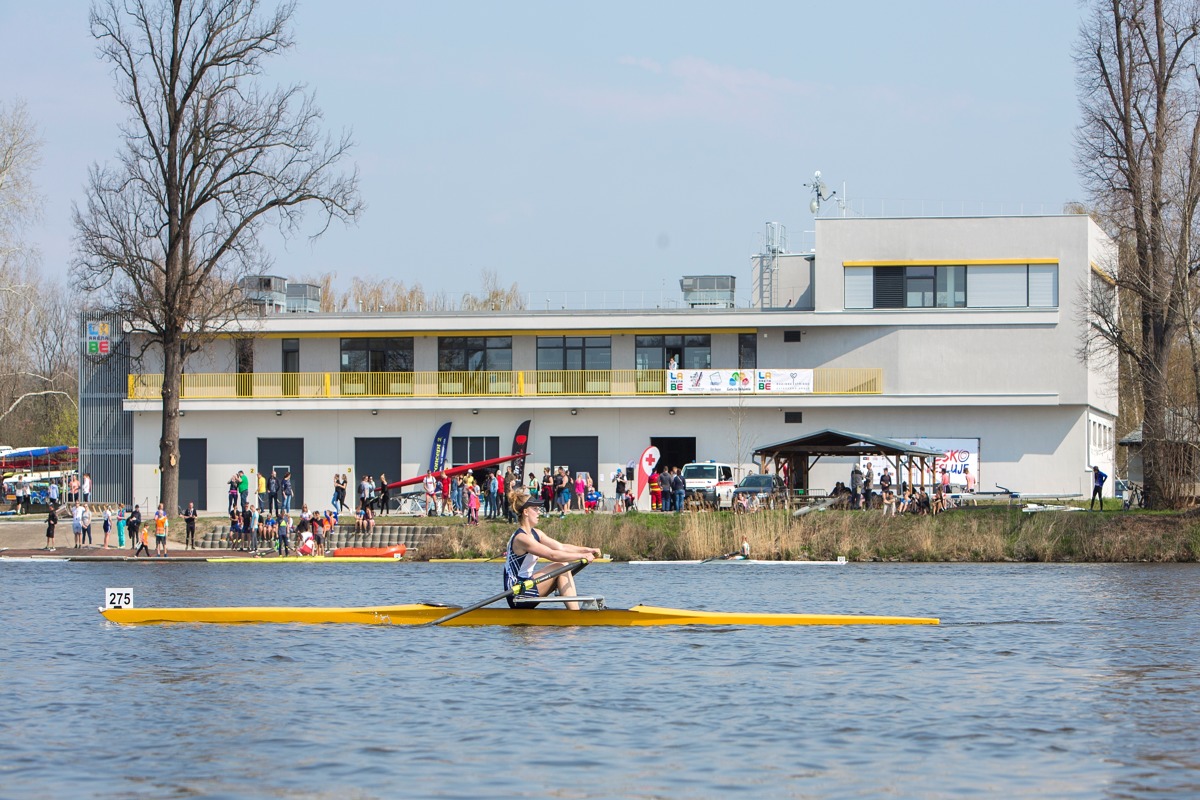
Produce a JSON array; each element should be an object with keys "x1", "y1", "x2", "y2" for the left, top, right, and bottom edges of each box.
[{"x1": 127, "y1": 368, "x2": 883, "y2": 401}]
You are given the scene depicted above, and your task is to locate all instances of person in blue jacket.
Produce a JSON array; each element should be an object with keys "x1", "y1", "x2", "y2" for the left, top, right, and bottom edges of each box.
[{"x1": 1090, "y1": 466, "x2": 1107, "y2": 511}]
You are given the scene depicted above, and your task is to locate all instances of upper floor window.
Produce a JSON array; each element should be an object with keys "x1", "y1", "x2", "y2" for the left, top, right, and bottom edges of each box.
[
  {"x1": 537, "y1": 336, "x2": 611, "y2": 371},
  {"x1": 635, "y1": 334, "x2": 711, "y2": 370},
  {"x1": 846, "y1": 263, "x2": 1056, "y2": 310},
  {"x1": 438, "y1": 337, "x2": 512, "y2": 372},
  {"x1": 282, "y1": 339, "x2": 299, "y2": 373},
  {"x1": 738, "y1": 333, "x2": 757, "y2": 369},
  {"x1": 341, "y1": 338, "x2": 414, "y2": 373}
]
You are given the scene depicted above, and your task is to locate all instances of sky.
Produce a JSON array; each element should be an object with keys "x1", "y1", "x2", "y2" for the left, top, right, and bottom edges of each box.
[{"x1": 2, "y1": 0, "x2": 1088, "y2": 303}]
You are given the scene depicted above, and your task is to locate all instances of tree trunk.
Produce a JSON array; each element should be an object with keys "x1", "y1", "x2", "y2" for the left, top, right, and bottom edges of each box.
[
  {"x1": 1139, "y1": 345, "x2": 1170, "y2": 509},
  {"x1": 159, "y1": 336, "x2": 181, "y2": 514}
]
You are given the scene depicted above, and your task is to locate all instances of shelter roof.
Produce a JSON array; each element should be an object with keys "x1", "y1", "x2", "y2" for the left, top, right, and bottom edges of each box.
[{"x1": 754, "y1": 429, "x2": 944, "y2": 459}]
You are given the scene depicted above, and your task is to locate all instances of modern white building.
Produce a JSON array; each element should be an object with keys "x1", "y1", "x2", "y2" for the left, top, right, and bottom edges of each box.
[{"x1": 95, "y1": 214, "x2": 1118, "y2": 511}]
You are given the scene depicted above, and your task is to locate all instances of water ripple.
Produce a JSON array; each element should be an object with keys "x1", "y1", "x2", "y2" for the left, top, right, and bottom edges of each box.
[{"x1": 2, "y1": 561, "x2": 1198, "y2": 797}]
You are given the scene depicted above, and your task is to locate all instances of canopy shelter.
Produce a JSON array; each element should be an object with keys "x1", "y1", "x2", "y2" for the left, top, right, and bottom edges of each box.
[
  {"x1": 753, "y1": 429, "x2": 944, "y2": 504},
  {"x1": 0, "y1": 445, "x2": 79, "y2": 472}
]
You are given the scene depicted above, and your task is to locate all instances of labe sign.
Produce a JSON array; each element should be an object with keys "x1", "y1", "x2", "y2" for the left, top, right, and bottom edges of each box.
[
  {"x1": 667, "y1": 369, "x2": 814, "y2": 394},
  {"x1": 86, "y1": 321, "x2": 111, "y2": 355}
]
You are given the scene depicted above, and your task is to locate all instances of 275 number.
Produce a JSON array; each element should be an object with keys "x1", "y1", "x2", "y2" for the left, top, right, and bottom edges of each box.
[{"x1": 105, "y1": 588, "x2": 133, "y2": 609}]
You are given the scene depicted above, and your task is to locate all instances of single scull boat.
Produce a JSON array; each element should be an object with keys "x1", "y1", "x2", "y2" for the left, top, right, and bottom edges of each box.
[{"x1": 99, "y1": 602, "x2": 936, "y2": 626}]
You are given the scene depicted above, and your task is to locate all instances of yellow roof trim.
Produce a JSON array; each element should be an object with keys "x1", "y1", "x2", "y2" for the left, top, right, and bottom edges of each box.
[
  {"x1": 216, "y1": 328, "x2": 757, "y2": 340},
  {"x1": 842, "y1": 259, "x2": 1059, "y2": 267}
]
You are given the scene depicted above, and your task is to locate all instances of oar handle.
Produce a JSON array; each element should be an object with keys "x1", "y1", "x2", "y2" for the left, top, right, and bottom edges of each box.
[{"x1": 425, "y1": 558, "x2": 590, "y2": 626}]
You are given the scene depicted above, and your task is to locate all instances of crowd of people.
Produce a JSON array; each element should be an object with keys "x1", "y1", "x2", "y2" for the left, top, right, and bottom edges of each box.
[
  {"x1": 407, "y1": 463, "x2": 706, "y2": 520},
  {"x1": 827, "y1": 464, "x2": 977, "y2": 516},
  {"x1": 40, "y1": 499, "x2": 171, "y2": 556}
]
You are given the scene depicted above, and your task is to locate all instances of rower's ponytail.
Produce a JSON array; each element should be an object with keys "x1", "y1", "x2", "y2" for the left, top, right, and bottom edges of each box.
[{"x1": 510, "y1": 488, "x2": 531, "y2": 515}]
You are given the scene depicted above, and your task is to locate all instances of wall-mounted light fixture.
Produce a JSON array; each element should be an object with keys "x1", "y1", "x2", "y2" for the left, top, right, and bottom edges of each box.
[
  {"x1": 372, "y1": 410, "x2": 378, "y2": 416},
  {"x1": 275, "y1": 410, "x2": 282, "y2": 416},
  {"x1": 178, "y1": 411, "x2": 185, "y2": 417},
  {"x1": 668, "y1": 409, "x2": 676, "y2": 415},
  {"x1": 472, "y1": 409, "x2": 479, "y2": 415},
  {"x1": 570, "y1": 409, "x2": 577, "y2": 415}
]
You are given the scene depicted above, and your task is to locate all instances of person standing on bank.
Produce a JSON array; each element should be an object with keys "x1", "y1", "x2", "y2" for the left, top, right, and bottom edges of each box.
[
  {"x1": 45, "y1": 504, "x2": 57, "y2": 550},
  {"x1": 1090, "y1": 466, "x2": 1108, "y2": 511},
  {"x1": 503, "y1": 491, "x2": 601, "y2": 610},
  {"x1": 281, "y1": 472, "x2": 294, "y2": 514},
  {"x1": 154, "y1": 503, "x2": 169, "y2": 556},
  {"x1": 80, "y1": 504, "x2": 93, "y2": 547},
  {"x1": 183, "y1": 502, "x2": 198, "y2": 549},
  {"x1": 127, "y1": 505, "x2": 141, "y2": 551}
]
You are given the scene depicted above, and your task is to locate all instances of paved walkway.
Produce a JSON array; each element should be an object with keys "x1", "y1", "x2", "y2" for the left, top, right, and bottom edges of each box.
[{"x1": 0, "y1": 518, "x2": 238, "y2": 559}]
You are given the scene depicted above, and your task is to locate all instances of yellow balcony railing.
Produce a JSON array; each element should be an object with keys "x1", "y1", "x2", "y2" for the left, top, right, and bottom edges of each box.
[{"x1": 128, "y1": 368, "x2": 884, "y2": 400}]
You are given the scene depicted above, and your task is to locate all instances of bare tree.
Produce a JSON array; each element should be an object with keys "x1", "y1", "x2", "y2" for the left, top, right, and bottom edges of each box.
[
  {"x1": 0, "y1": 101, "x2": 77, "y2": 445},
  {"x1": 0, "y1": 262, "x2": 79, "y2": 444},
  {"x1": 459, "y1": 269, "x2": 526, "y2": 312},
  {"x1": 73, "y1": 0, "x2": 362, "y2": 512},
  {"x1": 1076, "y1": 0, "x2": 1200, "y2": 508},
  {"x1": 0, "y1": 99, "x2": 43, "y2": 271}
]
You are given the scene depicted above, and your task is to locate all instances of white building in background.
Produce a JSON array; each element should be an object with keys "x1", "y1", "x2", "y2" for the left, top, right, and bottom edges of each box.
[{"x1": 102, "y1": 214, "x2": 1118, "y2": 511}]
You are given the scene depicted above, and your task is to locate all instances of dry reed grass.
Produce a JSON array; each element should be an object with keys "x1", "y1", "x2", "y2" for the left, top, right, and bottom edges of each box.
[{"x1": 414, "y1": 507, "x2": 1200, "y2": 562}]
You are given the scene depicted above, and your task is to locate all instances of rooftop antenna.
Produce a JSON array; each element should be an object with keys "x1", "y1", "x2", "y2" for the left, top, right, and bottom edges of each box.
[{"x1": 806, "y1": 170, "x2": 846, "y2": 217}]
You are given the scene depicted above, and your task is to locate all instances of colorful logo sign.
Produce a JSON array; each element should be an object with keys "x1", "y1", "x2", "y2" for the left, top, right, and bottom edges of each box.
[{"x1": 86, "y1": 321, "x2": 111, "y2": 355}]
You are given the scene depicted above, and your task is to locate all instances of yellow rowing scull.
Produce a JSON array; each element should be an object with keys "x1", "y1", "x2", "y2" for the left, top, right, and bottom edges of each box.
[{"x1": 100, "y1": 603, "x2": 938, "y2": 626}]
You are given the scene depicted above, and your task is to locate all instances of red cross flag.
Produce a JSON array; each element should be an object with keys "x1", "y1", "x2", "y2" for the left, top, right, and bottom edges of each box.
[{"x1": 636, "y1": 445, "x2": 661, "y2": 505}]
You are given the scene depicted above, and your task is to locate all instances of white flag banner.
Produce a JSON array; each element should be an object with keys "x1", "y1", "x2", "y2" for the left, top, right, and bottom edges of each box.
[{"x1": 666, "y1": 369, "x2": 814, "y2": 394}]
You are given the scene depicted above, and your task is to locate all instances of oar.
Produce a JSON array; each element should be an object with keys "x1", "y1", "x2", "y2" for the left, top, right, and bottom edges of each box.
[
  {"x1": 424, "y1": 558, "x2": 590, "y2": 626},
  {"x1": 700, "y1": 551, "x2": 739, "y2": 564}
]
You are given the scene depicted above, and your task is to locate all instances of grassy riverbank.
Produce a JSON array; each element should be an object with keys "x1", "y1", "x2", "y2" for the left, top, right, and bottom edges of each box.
[{"x1": 417, "y1": 505, "x2": 1200, "y2": 563}]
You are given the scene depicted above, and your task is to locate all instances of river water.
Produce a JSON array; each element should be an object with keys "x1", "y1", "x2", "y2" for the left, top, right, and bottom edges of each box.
[{"x1": 2, "y1": 560, "x2": 1198, "y2": 799}]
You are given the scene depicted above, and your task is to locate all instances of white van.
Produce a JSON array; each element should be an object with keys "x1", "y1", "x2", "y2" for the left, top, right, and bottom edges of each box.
[{"x1": 682, "y1": 461, "x2": 735, "y2": 509}]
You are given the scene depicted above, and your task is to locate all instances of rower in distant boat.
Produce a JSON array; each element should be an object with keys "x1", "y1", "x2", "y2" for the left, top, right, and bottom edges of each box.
[
  {"x1": 740, "y1": 536, "x2": 750, "y2": 559},
  {"x1": 504, "y1": 490, "x2": 601, "y2": 610}
]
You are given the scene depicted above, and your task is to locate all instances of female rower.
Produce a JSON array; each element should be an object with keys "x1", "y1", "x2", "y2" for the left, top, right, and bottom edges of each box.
[{"x1": 504, "y1": 490, "x2": 601, "y2": 610}]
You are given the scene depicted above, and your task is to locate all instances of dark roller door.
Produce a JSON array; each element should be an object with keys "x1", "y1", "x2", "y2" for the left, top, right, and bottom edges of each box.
[
  {"x1": 550, "y1": 436, "x2": 598, "y2": 487},
  {"x1": 259, "y1": 438, "x2": 304, "y2": 508},
  {"x1": 651, "y1": 437, "x2": 695, "y2": 474},
  {"x1": 179, "y1": 438, "x2": 207, "y2": 511},
  {"x1": 355, "y1": 437, "x2": 402, "y2": 489}
]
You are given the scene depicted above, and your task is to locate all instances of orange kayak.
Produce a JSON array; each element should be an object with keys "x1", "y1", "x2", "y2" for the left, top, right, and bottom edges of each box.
[{"x1": 331, "y1": 545, "x2": 407, "y2": 559}]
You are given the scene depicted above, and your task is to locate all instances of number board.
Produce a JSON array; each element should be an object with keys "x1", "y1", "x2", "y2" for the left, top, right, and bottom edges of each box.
[{"x1": 105, "y1": 588, "x2": 133, "y2": 609}]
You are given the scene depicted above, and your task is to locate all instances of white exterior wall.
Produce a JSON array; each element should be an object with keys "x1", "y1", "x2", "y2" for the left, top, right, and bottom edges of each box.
[
  {"x1": 133, "y1": 404, "x2": 1097, "y2": 512},
  {"x1": 121, "y1": 215, "x2": 1120, "y2": 510}
]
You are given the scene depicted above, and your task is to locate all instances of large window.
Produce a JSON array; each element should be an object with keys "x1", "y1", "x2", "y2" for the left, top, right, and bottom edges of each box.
[
  {"x1": 438, "y1": 337, "x2": 512, "y2": 372},
  {"x1": 847, "y1": 264, "x2": 1053, "y2": 310},
  {"x1": 282, "y1": 339, "x2": 299, "y2": 373},
  {"x1": 537, "y1": 336, "x2": 611, "y2": 370},
  {"x1": 636, "y1": 334, "x2": 711, "y2": 370},
  {"x1": 340, "y1": 338, "x2": 414, "y2": 372},
  {"x1": 738, "y1": 333, "x2": 757, "y2": 369}
]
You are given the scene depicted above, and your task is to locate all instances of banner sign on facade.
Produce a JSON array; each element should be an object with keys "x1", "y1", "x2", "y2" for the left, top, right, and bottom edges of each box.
[
  {"x1": 86, "y1": 321, "x2": 111, "y2": 355},
  {"x1": 860, "y1": 438, "x2": 980, "y2": 489},
  {"x1": 667, "y1": 369, "x2": 814, "y2": 395}
]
